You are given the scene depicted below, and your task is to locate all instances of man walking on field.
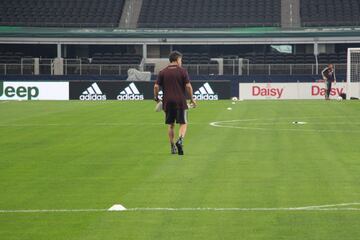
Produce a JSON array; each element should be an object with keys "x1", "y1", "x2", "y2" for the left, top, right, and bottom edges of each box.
[
  {"x1": 154, "y1": 51, "x2": 196, "y2": 155},
  {"x1": 321, "y1": 63, "x2": 337, "y2": 100}
]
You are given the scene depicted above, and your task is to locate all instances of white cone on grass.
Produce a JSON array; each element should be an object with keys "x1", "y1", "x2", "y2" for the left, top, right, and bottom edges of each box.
[{"x1": 108, "y1": 204, "x2": 127, "y2": 211}]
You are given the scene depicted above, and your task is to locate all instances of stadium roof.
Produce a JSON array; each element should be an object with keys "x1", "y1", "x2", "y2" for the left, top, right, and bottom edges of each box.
[{"x1": 1, "y1": 26, "x2": 360, "y2": 45}]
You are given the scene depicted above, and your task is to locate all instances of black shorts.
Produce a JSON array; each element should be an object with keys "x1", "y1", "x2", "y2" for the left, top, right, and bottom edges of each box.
[{"x1": 165, "y1": 109, "x2": 188, "y2": 124}]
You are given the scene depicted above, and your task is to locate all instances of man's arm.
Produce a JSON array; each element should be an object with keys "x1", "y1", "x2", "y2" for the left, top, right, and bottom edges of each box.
[
  {"x1": 321, "y1": 67, "x2": 328, "y2": 80},
  {"x1": 186, "y1": 83, "x2": 196, "y2": 106},
  {"x1": 154, "y1": 83, "x2": 160, "y2": 102}
]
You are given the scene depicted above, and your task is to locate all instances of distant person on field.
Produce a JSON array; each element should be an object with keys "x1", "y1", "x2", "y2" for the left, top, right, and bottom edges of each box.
[
  {"x1": 154, "y1": 51, "x2": 196, "y2": 155},
  {"x1": 321, "y1": 64, "x2": 337, "y2": 100}
]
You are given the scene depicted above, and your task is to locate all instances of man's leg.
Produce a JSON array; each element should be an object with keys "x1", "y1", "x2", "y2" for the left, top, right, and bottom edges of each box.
[
  {"x1": 166, "y1": 109, "x2": 177, "y2": 154},
  {"x1": 179, "y1": 124, "x2": 187, "y2": 139},
  {"x1": 326, "y1": 81, "x2": 332, "y2": 100},
  {"x1": 325, "y1": 82, "x2": 329, "y2": 100},
  {"x1": 168, "y1": 124, "x2": 177, "y2": 154},
  {"x1": 175, "y1": 110, "x2": 188, "y2": 155},
  {"x1": 168, "y1": 123, "x2": 175, "y2": 144}
]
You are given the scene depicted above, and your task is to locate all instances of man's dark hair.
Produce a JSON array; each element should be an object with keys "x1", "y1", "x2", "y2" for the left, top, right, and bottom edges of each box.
[{"x1": 169, "y1": 51, "x2": 183, "y2": 63}]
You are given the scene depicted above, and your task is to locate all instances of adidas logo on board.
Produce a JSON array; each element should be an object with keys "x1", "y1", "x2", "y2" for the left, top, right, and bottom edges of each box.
[
  {"x1": 117, "y1": 83, "x2": 144, "y2": 101},
  {"x1": 194, "y1": 82, "x2": 218, "y2": 100},
  {"x1": 80, "y1": 83, "x2": 106, "y2": 100}
]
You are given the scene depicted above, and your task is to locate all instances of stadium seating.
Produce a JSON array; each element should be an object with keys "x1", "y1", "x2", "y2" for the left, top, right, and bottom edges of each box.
[
  {"x1": 90, "y1": 52, "x2": 142, "y2": 65},
  {"x1": 83, "y1": 51, "x2": 346, "y2": 66},
  {"x1": 181, "y1": 53, "x2": 219, "y2": 75},
  {"x1": 0, "y1": 52, "x2": 32, "y2": 75},
  {"x1": 241, "y1": 53, "x2": 310, "y2": 64},
  {"x1": 241, "y1": 52, "x2": 346, "y2": 64},
  {"x1": 301, "y1": 0, "x2": 360, "y2": 27},
  {"x1": 0, "y1": 0, "x2": 125, "y2": 27},
  {"x1": 0, "y1": 51, "x2": 346, "y2": 66},
  {"x1": 182, "y1": 53, "x2": 214, "y2": 64},
  {"x1": 0, "y1": 52, "x2": 24, "y2": 64},
  {"x1": 63, "y1": 53, "x2": 143, "y2": 75},
  {"x1": 138, "y1": 0, "x2": 281, "y2": 28},
  {"x1": 2, "y1": 0, "x2": 358, "y2": 28}
]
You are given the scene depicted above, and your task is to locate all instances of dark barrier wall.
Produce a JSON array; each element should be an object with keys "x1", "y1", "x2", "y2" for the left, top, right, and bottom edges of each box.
[
  {"x1": 69, "y1": 81, "x2": 231, "y2": 100},
  {"x1": 3, "y1": 74, "x2": 347, "y2": 98}
]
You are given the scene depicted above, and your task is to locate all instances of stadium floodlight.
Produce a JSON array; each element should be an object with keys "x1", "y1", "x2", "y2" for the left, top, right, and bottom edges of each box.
[{"x1": 347, "y1": 48, "x2": 360, "y2": 99}]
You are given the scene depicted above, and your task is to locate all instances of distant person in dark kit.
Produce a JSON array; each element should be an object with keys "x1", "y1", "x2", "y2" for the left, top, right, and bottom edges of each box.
[{"x1": 321, "y1": 64, "x2": 337, "y2": 100}]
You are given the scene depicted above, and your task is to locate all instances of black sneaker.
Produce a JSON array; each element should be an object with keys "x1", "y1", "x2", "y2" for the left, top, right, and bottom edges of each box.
[
  {"x1": 175, "y1": 139, "x2": 184, "y2": 155},
  {"x1": 171, "y1": 144, "x2": 177, "y2": 154}
]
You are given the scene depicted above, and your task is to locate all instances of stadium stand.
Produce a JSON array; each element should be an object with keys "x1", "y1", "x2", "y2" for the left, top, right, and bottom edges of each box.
[
  {"x1": 0, "y1": 0, "x2": 125, "y2": 27},
  {"x1": 240, "y1": 52, "x2": 346, "y2": 64},
  {"x1": 63, "y1": 53, "x2": 143, "y2": 75},
  {"x1": 0, "y1": 0, "x2": 353, "y2": 76},
  {"x1": 0, "y1": 52, "x2": 29, "y2": 74},
  {"x1": 242, "y1": 53, "x2": 312, "y2": 64},
  {"x1": 138, "y1": 0, "x2": 281, "y2": 28},
  {"x1": 0, "y1": 52, "x2": 25, "y2": 64},
  {"x1": 301, "y1": 0, "x2": 360, "y2": 27},
  {"x1": 182, "y1": 53, "x2": 219, "y2": 75},
  {"x1": 90, "y1": 53, "x2": 142, "y2": 65},
  {"x1": 182, "y1": 53, "x2": 214, "y2": 64},
  {"x1": 317, "y1": 52, "x2": 347, "y2": 64}
]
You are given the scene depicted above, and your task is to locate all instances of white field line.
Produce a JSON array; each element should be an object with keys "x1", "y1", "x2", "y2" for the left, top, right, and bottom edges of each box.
[
  {"x1": 127, "y1": 207, "x2": 360, "y2": 212},
  {"x1": 0, "y1": 209, "x2": 107, "y2": 213},
  {"x1": 218, "y1": 122, "x2": 360, "y2": 126},
  {"x1": 0, "y1": 123, "x2": 164, "y2": 127},
  {"x1": 0, "y1": 203, "x2": 359, "y2": 214},
  {"x1": 293, "y1": 202, "x2": 360, "y2": 210},
  {"x1": 210, "y1": 122, "x2": 360, "y2": 133},
  {"x1": 0, "y1": 122, "x2": 210, "y2": 127},
  {"x1": 209, "y1": 117, "x2": 360, "y2": 133},
  {"x1": 0, "y1": 101, "x2": 9, "y2": 104}
]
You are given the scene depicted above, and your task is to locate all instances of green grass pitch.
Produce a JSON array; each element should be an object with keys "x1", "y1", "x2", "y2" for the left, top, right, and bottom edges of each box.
[{"x1": 0, "y1": 100, "x2": 359, "y2": 240}]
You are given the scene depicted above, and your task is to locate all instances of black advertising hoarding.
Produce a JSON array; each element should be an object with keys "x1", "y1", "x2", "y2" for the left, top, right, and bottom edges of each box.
[
  {"x1": 70, "y1": 81, "x2": 149, "y2": 101},
  {"x1": 70, "y1": 81, "x2": 231, "y2": 100},
  {"x1": 191, "y1": 81, "x2": 229, "y2": 100}
]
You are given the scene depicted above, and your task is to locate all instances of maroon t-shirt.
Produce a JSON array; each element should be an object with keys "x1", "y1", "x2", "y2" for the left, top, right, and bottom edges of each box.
[{"x1": 156, "y1": 65, "x2": 190, "y2": 111}]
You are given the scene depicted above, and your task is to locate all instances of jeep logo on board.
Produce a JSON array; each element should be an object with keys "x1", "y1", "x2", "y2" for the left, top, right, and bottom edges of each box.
[{"x1": 0, "y1": 82, "x2": 39, "y2": 100}]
